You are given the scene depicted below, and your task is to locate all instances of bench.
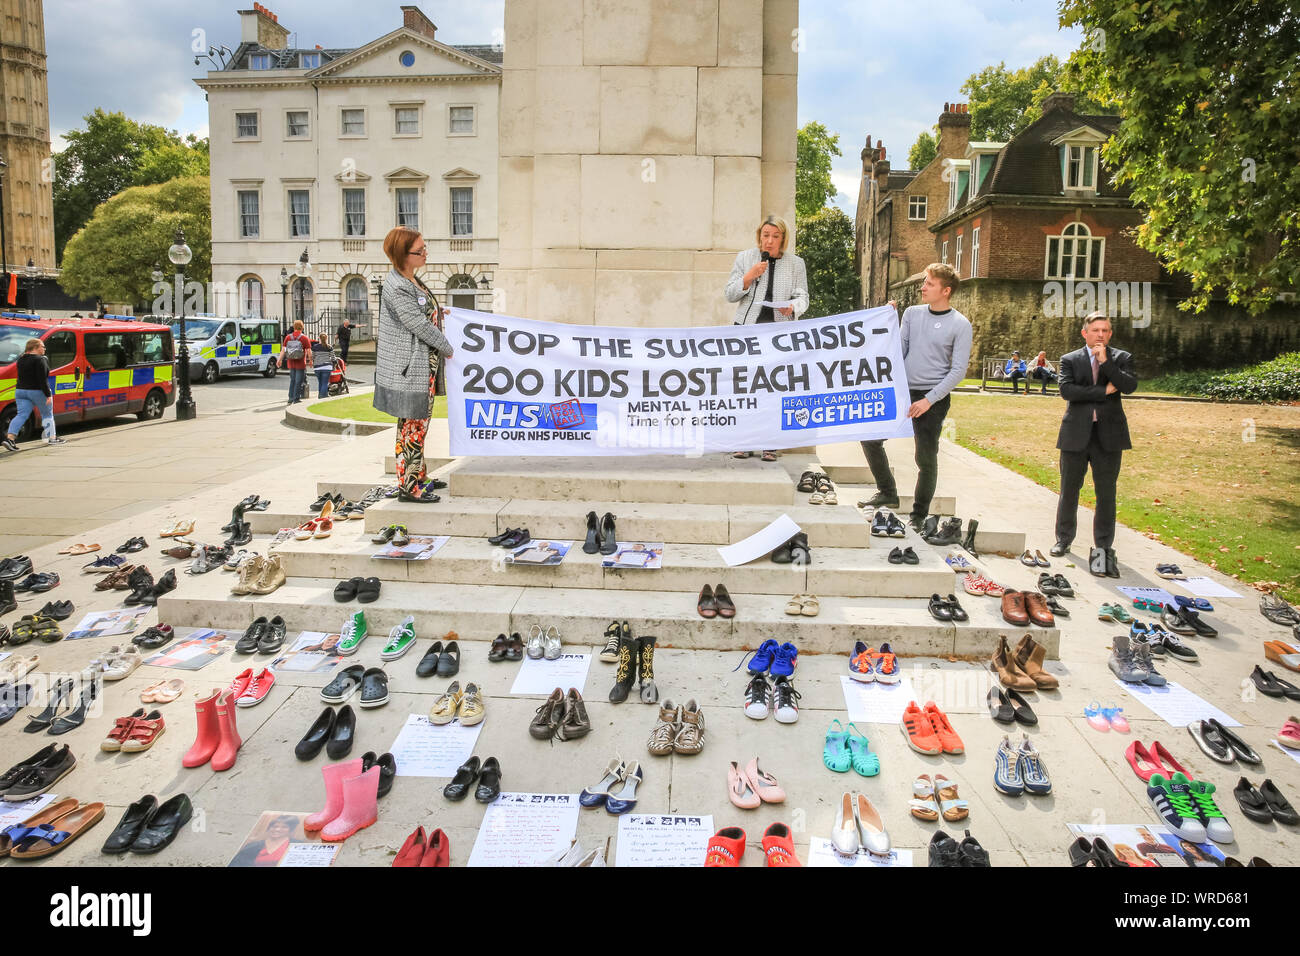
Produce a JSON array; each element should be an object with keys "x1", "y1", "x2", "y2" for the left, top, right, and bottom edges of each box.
[{"x1": 980, "y1": 357, "x2": 1059, "y2": 394}]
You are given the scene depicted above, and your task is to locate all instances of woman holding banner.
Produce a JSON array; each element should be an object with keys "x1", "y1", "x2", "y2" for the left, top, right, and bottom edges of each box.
[
  {"x1": 724, "y1": 215, "x2": 809, "y2": 462},
  {"x1": 374, "y1": 227, "x2": 454, "y2": 503}
]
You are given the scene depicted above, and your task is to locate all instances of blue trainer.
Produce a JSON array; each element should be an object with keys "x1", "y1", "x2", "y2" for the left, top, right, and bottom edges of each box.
[
  {"x1": 748, "y1": 639, "x2": 779, "y2": 674},
  {"x1": 771, "y1": 642, "x2": 799, "y2": 678}
]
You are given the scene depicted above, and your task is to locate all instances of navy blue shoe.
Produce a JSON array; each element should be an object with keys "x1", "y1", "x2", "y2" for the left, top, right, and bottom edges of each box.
[
  {"x1": 604, "y1": 762, "x2": 643, "y2": 815},
  {"x1": 579, "y1": 757, "x2": 625, "y2": 809}
]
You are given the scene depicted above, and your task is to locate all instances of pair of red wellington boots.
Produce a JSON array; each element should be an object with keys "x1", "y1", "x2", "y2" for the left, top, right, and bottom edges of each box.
[{"x1": 182, "y1": 689, "x2": 241, "y2": 771}]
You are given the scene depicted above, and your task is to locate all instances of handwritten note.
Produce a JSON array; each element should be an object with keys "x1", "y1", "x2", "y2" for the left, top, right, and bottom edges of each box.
[
  {"x1": 510, "y1": 653, "x2": 592, "y2": 696},
  {"x1": 615, "y1": 814, "x2": 714, "y2": 867},
  {"x1": 1175, "y1": 577, "x2": 1244, "y2": 600},
  {"x1": 1116, "y1": 680, "x2": 1242, "y2": 728},
  {"x1": 388, "y1": 714, "x2": 484, "y2": 776},
  {"x1": 839, "y1": 675, "x2": 916, "y2": 725},
  {"x1": 467, "y1": 793, "x2": 580, "y2": 867}
]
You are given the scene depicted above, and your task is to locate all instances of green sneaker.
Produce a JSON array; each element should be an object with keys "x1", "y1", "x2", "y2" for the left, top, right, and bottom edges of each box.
[
  {"x1": 338, "y1": 610, "x2": 368, "y2": 656},
  {"x1": 381, "y1": 615, "x2": 416, "y2": 661}
]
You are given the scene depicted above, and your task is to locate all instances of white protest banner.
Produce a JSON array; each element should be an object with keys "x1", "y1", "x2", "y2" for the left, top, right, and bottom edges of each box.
[{"x1": 444, "y1": 306, "x2": 913, "y2": 456}]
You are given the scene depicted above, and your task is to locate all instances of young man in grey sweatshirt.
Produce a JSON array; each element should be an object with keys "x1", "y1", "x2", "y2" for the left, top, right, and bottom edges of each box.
[{"x1": 858, "y1": 263, "x2": 972, "y2": 530}]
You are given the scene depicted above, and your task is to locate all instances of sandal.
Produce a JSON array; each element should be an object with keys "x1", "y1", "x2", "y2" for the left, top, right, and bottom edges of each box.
[
  {"x1": 8, "y1": 802, "x2": 106, "y2": 859},
  {"x1": 1132, "y1": 596, "x2": 1162, "y2": 612},
  {"x1": 785, "y1": 594, "x2": 804, "y2": 616},
  {"x1": 60, "y1": 543, "x2": 100, "y2": 555},
  {"x1": 796, "y1": 471, "x2": 817, "y2": 493},
  {"x1": 356, "y1": 577, "x2": 382, "y2": 604},
  {"x1": 809, "y1": 491, "x2": 825, "y2": 505},
  {"x1": 294, "y1": 519, "x2": 319, "y2": 541},
  {"x1": 934, "y1": 774, "x2": 969, "y2": 822},
  {"x1": 823, "y1": 719, "x2": 852, "y2": 773},
  {"x1": 823, "y1": 487, "x2": 838, "y2": 505},
  {"x1": 313, "y1": 518, "x2": 334, "y2": 539},
  {"x1": 845, "y1": 722, "x2": 880, "y2": 777},
  {"x1": 910, "y1": 774, "x2": 941, "y2": 821},
  {"x1": 159, "y1": 520, "x2": 195, "y2": 538},
  {"x1": 732, "y1": 451, "x2": 753, "y2": 459},
  {"x1": 760, "y1": 451, "x2": 778, "y2": 462},
  {"x1": 1084, "y1": 700, "x2": 1109, "y2": 732},
  {"x1": 1102, "y1": 703, "x2": 1130, "y2": 733},
  {"x1": 800, "y1": 594, "x2": 820, "y2": 618}
]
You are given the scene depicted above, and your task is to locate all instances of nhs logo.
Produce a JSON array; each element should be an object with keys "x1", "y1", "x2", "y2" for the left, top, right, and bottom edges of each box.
[{"x1": 465, "y1": 400, "x2": 598, "y2": 430}]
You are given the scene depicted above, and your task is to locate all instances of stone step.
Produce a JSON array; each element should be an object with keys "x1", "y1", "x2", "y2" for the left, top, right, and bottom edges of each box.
[
  {"x1": 157, "y1": 575, "x2": 1060, "y2": 659},
  {"x1": 265, "y1": 530, "x2": 954, "y2": 598},
  {"x1": 362, "y1": 496, "x2": 874, "y2": 549},
  {"x1": 449, "y1": 455, "x2": 797, "y2": 506},
  {"x1": 850, "y1": 507, "x2": 1026, "y2": 556}
]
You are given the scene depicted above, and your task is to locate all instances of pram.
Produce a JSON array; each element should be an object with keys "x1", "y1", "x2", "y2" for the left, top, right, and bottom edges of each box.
[{"x1": 328, "y1": 356, "x2": 349, "y2": 396}]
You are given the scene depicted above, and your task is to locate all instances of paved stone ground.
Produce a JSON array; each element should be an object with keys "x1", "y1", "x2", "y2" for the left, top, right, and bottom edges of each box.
[{"x1": 1, "y1": 385, "x2": 1297, "y2": 868}]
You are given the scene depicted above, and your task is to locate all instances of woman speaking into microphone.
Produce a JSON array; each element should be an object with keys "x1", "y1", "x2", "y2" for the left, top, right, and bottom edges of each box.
[{"x1": 724, "y1": 214, "x2": 809, "y2": 462}]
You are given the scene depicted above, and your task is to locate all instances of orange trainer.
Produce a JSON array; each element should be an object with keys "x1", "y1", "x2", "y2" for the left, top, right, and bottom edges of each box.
[
  {"x1": 924, "y1": 701, "x2": 965, "y2": 754},
  {"x1": 901, "y1": 701, "x2": 943, "y2": 755}
]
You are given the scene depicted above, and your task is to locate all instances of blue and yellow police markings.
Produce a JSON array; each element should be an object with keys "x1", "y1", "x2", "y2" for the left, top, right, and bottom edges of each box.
[
  {"x1": 197, "y1": 343, "x2": 282, "y2": 361},
  {"x1": 82, "y1": 365, "x2": 173, "y2": 392}
]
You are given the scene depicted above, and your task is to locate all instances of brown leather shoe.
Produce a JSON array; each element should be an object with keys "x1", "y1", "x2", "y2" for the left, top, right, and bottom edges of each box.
[
  {"x1": 991, "y1": 635, "x2": 1037, "y2": 691},
  {"x1": 556, "y1": 688, "x2": 591, "y2": 740},
  {"x1": 1014, "y1": 634, "x2": 1060, "y2": 690},
  {"x1": 1001, "y1": 589, "x2": 1029, "y2": 626},
  {"x1": 1023, "y1": 591, "x2": 1055, "y2": 628},
  {"x1": 96, "y1": 564, "x2": 137, "y2": 591},
  {"x1": 529, "y1": 687, "x2": 564, "y2": 740}
]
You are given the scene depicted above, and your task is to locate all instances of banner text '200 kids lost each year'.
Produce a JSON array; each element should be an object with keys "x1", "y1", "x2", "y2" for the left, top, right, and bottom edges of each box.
[{"x1": 444, "y1": 305, "x2": 914, "y2": 456}]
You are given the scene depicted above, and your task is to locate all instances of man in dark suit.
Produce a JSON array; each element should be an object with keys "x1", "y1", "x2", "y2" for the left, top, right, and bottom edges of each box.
[{"x1": 1052, "y1": 312, "x2": 1138, "y2": 577}]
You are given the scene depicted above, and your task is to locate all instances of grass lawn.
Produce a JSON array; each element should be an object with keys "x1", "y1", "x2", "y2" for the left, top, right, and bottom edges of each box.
[
  {"x1": 948, "y1": 392, "x2": 1300, "y2": 602},
  {"x1": 311, "y1": 393, "x2": 447, "y2": 423}
]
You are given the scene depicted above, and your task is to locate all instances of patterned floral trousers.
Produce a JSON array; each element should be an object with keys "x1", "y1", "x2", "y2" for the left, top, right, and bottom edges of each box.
[{"x1": 395, "y1": 355, "x2": 439, "y2": 495}]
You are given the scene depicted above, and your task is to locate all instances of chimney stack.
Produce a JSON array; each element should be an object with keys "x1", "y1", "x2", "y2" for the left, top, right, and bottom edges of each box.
[
  {"x1": 239, "y1": 5, "x2": 289, "y2": 49},
  {"x1": 401, "y1": 5, "x2": 438, "y2": 41},
  {"x1": 1041, "y1": 91, "x2": 1077, "y2": 114},
  {"x1": 936, "y1": 100, "x2": 972, "y2": 157}
]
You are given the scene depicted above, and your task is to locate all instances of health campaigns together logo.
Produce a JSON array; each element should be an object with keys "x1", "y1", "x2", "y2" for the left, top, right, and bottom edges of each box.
[{"x1": 780, "y1": 388, "x2": 897, "y2": 430}]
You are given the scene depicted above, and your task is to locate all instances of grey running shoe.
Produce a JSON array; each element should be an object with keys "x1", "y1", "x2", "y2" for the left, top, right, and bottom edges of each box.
[{"x1": 1108, "y1": 633, "x2": 1149, "y2": 683}]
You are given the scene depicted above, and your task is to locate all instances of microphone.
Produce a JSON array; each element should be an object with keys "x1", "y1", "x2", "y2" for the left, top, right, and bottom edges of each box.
[{"x1": 760, "y1": 251, "x2": 771, "y2": 262}]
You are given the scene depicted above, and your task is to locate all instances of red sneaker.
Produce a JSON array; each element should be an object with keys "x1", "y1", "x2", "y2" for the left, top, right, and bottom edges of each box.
[
  {"x1": 703, "y1": 827, "x2": 746, "y2": 867},
  {"x1": 235, "y1": 668, "x2": 275, "y2": 707},
  {"x1": 225, "y1": 667, "x2": 253, "y2": 701},
  {"x1": 761, "y1": 823, "x2": 800, "y2": 867}
]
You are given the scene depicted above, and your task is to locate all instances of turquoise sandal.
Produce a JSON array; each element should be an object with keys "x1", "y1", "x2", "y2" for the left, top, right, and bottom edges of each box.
[
  {"x1": 823, "y1": 719, "x2": 851, "y2": 773},
  {"x1": 845, "y1": 722, "x2": 880, "y2": 777}
]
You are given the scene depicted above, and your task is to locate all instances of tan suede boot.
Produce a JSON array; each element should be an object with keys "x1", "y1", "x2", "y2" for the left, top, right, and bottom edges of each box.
[
  {"x1": 991, "y1": 635, "x2": 1037, "y2": 691},
  {"x1": 1014, "y1": 634, "x2": 1060, "y2": 690}
]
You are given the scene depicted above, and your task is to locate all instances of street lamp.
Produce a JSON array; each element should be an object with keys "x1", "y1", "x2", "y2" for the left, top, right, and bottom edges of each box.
[
  {"x1": 0, "y1": 155, "x2": 8, "y2": 308},
  {"x1": 370, "y1": 272, "x2": 384, "y2": 321},
  {"x1": 279, "y1": 266, "x2": 290, "y2": 336},
  {"x1": 168, "y1": 227, "x2": 196, "y2": 421},
  {"x1": 293, "y1": 248, "x2": 311, "y2": 330},
  {"x1": 26, "y1": 259, "x2": 37, "y2": 313}
]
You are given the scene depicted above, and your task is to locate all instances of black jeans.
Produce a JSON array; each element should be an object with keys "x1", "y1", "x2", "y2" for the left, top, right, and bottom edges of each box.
[
  {"x1": 1055, "y1": 421, "x2": 1122, "y2": 550},
  {"x1": 1029, "y1": 367, "x2": 1057, "y2": 393},
  {"x1": 1009, "y1": 370, "x2": 1027, "y2": 393},
  {"x1": 860, "y1": 390, "x2": 951, "y2": 521},
  {"x1": 339, "y1": 340, "x2": 350, "y2": 363}
]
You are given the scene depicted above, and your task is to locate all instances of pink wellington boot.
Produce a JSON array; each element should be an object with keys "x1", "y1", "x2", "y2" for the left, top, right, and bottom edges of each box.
[
  {"x1": 304, "y1": 758, "x2": 364, "y2": 832},
  {"x1": 210, "y1": 690, "x2": 242, "y2": 772},
  {"x1": 320, "y1": 765, "x2": 380, "y2": 843},
  {"x1": 182, "y1": 689, "x2": 221, "y2": 768}
]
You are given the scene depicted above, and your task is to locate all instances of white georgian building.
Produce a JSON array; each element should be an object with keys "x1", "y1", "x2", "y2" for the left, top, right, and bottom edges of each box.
[{"x1": 196, "y1": 4, "x2": 501, "y2": 332}]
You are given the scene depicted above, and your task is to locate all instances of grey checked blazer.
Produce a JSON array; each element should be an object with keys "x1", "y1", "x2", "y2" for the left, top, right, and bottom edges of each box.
[
  {"x1": 372, "y1": 270, "x2": 454, "y2": 421},
  {"x1": 724, "y1": 248, "x2": 810, "y2": 325}
]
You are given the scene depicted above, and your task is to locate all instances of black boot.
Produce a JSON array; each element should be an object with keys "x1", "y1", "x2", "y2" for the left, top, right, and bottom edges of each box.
[
  {"x1": 637, "y1": 636, "x2": 659, "y2": 703},
  {"x1": 921, "y1": 515, "x2": 940, "y2": 539},
  {"x1": 125, "y1": 566, "x2": 155, "y2": 605},
  {"x1": 609, "y1": 631, "x2": 638, "y2": 704},
  {"x1": 221, "y1": 502, "x2": 248, "y2": 534},
  {"x1": 961, "y1": 519, "x2": 979, "y2": 557},
  {"x1": 0, "y1": 578, "x2": 15, "y2": 615},
  {"x1": 582, "y1": 511, "x2": 600, "y2": 554},
  {"x1": 1089, "y1": 547, "x2": 1107, "y2": 577},
  {"x1": 599, "y1": 512, "x2": 618, "y2": 556},
  {"x1": 926, "y1": 517, "x2": 963, "y2": 546},
  {"x1": 1105, "y1": 548, "x2": 1121, "y2": 579}
]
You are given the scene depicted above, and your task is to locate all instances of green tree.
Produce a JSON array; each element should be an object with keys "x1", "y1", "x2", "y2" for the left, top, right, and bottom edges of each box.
[
  {"x1": 961, "y1": 55, "x2": 1112, "y2": 140},
  {"x1": 58, "y1": 176, "x2": 210, "y2": 306},
  {"x1": 795, "y1": 121, "x2": 842, "y2": 218},
  {"x1": 1060, "y1": 0, "x2": 1300, "y2": 314},
  {"x1": 797, "y1": 207, "x2": 857, "y2": 319},
  {"x1": 133, "y1": 136, "x2": 210, "y2": 187},
  {"x1": 52, "y1": 109, "x2": 196, "y2": 262},
  {"x1": 908, "y1": 130, "x2": 937, "y2": 170}
]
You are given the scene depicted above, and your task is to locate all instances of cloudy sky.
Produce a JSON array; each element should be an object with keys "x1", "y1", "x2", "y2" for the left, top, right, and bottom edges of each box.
[{"x1": 44, "y1": 0, "x2": 1082, "y2": 212}]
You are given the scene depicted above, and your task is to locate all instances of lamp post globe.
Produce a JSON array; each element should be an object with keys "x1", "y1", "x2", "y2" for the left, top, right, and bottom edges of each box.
[{"x1": 169, "y1": 227, "x2": 197, "y2": 421}]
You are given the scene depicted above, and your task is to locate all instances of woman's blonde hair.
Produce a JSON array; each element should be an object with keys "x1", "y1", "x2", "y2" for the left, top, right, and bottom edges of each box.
[{"x1": 755, "y1": 215, "x2": 790, "y2": 254}]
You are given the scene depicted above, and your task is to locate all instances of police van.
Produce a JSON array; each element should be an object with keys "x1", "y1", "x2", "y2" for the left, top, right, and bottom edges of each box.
[
  {"x1": 173, "y1": 316, "x2": 282, "y2": 384},
  {"x1": 0, "y1": 314, "x2": 176, "y2": 438}
]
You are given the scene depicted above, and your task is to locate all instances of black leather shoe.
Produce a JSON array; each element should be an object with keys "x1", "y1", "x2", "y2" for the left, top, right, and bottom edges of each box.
[
  {"x1": 362, "y1": 751, "x2": 398, "y2": 798},
  {"x1": 987, "y1": 686, "x2": 1014, "y2": 723},
  {"x1": 295, "y1": 707, "x2": 337, "y2": 760},
  {"x1": 1089, "y1": 547, "x2": 1107, "y2": 577},
  {"x1": 599, "y1": 513, "x2": 618, "y2": 555},
  {"x1": 429, "y1": 478, "x2": 448, "y2": 490},
  {"x1": 488, "y1": 527, "x2": 519, "y2": 546},
  {"x1": 437, "y1": 641, "x2": 460, "y2": 678},
  {"x1": 325, "y1": 704, "x2": 356, "y2": 759},
  {"x1": 0, "y1": 556, "x2": 33, "y2": 581},
  {"x1": 443, "y1": 755, "x2": 481, "y2": 801},
  {"x1": 416, "y1": 640, "x2": 443, "y2": 678},
  {"x1": 500, "y1": 528, "x2": 530, "y2": 549},
  {"x1": 475, "y1": 756, "x2": 502, "y2": 803},
  {"x1": 1105, "y1": 549, "x2": 1121, "y2": 578},
  {"x1": 902, "y1": 547, "x2": 919, "y2": 565},
  {"x1": 102, "y1": 795, "x2": 159, "y2": 853},
  {"x1": 128, "y1": 793, "x2": 193, "y2": 854},
  {"x1": 888, "y1": 547, "x2": 903, "y2": 565},
  {"x1": 1049, "y1": 541, "x2": 1070, "y2": 557},
  {"x1": 582, "y1": 511, "x2": 601, "y2": 554},
  {"x1": 38, "y1": 600, "x2": 74, "y2": 621},
  {"x1": 862, "y1": 490, "x2": 900, "y2": 509},
  {"x1": 1006, "y1": 689, "x2": 1038, "y2": 725}
]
